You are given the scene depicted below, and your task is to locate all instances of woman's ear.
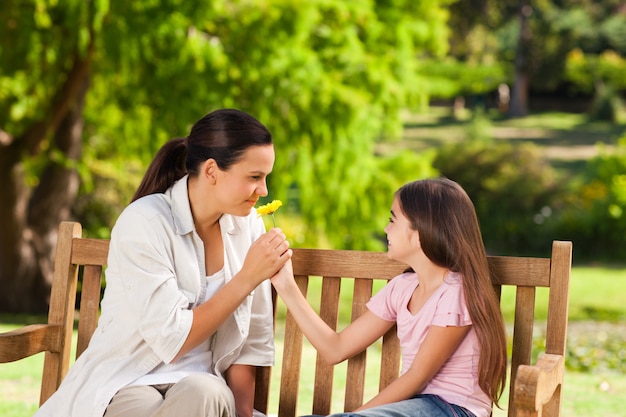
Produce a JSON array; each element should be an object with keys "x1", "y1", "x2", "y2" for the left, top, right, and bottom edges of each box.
[{"x1": 202, "y1": 159, "x2": 218, "y2": 184}]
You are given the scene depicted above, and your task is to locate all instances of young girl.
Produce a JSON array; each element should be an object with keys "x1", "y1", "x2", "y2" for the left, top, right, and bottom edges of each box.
[
  {"x1": 271, "y1": 178, "x2": 507, "y2": 417},
  {"x1": 36, "y1": 109, "x2": 292, "y2": 417}
]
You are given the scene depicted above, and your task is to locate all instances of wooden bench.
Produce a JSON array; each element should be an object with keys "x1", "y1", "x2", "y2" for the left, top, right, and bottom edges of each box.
[{"x1": 0, "y1": 221, "x2": 572, "y2": 417}]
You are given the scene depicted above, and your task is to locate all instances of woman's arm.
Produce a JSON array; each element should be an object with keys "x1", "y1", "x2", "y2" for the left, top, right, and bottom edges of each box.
[
  {"x1": 356, "y1": 324, "x2": 471, "y2": 411},
  {"x1": 225, "y1": 364, "x2": 256, "y2": 417},
  {"x1": 271, "y1": 260, "x2": 394, "y2": 365},
  {"x1": 174, "y1": 228, "x2": 291, "y2": 361}
]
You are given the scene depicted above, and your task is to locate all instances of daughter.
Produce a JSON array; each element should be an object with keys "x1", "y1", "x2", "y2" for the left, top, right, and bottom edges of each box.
[{"x1": 271, "y1": 178, "x2": 507, "y2": 417}]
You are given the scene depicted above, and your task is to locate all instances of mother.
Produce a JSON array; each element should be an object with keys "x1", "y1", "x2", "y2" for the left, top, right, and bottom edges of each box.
[{"x1": 36, "y1": 109, "x2": 291, "y2": 417}]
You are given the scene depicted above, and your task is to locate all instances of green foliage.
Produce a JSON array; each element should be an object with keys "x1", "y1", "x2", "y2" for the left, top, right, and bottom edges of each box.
[
  {"x1": 1, "y1": 0, "x2": 455, "y2": 250},
  {"x1": 433, "y1": 126, "x2": 563, "y2": 256},
  {"x1": 0, "y1": 0, "x2": 108, "y2": 137},
  {"x1": 589, "y1": 84, "x2": 624, "y2": 122},
  {"x1": 416, "y1": 58, "x2": 507, "y2": 99},
  {"x1": 554, "y1": 136, "x2": 626, "y2": 261},
  {"x1": 525, "y1": 1, "x2": 626, "y2": 93},
  {"x1": 566, "y1": 323, "x2": 626, "y2": 373},
  {"x1": 445, "y1": 0, "x2": 626, "y2": 100},
  {"x1": 565, "y1": 49, "x2": 626, "y2": 94},
  {"x1": 564, "y1": 49, "x2": 626, "y2": 122},
  {"x1": 71, "y1": 0, "x2": 453, "y2": 248},
  {"x1": 600, "y1": 14, "x2": 626, "y2": 54}
]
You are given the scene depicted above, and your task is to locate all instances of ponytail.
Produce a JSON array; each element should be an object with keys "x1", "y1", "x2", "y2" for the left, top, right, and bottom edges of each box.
[{"x1": 131, "y1": 137, "x2": 187, "y2": 203}]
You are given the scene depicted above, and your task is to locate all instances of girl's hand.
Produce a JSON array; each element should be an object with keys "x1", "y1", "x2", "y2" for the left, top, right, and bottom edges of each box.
[
  {"x1": 240, "y1": 228, "x2": 292, "y2": 286},
  {"x1": 270, "y1": 259, "x2": 295, "y2": 295}
]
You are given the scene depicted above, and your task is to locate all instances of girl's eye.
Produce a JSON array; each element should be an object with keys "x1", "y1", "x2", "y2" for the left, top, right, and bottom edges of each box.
[{"x1": 388, "y1": 217, "x2": 394, "y2": 223}]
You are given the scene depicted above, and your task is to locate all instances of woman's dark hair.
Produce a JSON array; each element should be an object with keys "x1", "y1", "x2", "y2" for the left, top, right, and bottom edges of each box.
[
  {"x1": 131, "y1": 109, "x2": 272, "y2": 202},
  {"x1": 397, "y1": 177, "x2": 507, "y2": 406}
]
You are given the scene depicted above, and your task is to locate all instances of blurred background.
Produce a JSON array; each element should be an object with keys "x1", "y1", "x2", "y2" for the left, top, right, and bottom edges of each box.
[{"x1": 0, "y1": 1, "x2": 625, "y2": 415}]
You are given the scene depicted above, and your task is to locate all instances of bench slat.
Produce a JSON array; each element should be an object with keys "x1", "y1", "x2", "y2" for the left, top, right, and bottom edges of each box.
[
  {"x1": 77, "y1": 264, "x2": 103, "y2": 358},
  {"x1": 312, "y1": 277, "x2": 341, "y2": 415},
  {"x1": 278, "y1": 275, "x2": 308, "y2": 417},
  {"x1": 508, "y1": 286, "x2": 537, "y2": 416},
  {"x1": 344, "y1": 278, "x2": 373, "y2": 411}
]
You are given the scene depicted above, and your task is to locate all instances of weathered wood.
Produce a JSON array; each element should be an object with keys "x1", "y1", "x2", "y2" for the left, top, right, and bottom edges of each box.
[
  {"x1": 0, "y1": 324, "x2": 61, "y2": 361},
  {"x1": 515, "y1": 354, "x2": 565, "y2": 417},
  {"x1": 77, "y1": 264, "x2": 103, "y2": 358},
  {"x1": 312, "y1": 277, "x2": 341, "y2": 416},
  {"x1": 40, "y1": 221, "x2": 82, "y2": 405}
]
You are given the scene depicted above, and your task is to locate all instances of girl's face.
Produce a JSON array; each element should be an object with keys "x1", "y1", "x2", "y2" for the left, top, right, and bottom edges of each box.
[
  {"x1": 213, "y1": 144, "x2": 275, "y2": 217},
  {"x1": 384, "y1": 197, "x2": 420, "y2": 263}
]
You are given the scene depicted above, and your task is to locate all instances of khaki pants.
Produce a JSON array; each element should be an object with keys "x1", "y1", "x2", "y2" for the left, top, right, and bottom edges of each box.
[{"x1": 104, "y1": 373, "x2": 236, "y2": 417}]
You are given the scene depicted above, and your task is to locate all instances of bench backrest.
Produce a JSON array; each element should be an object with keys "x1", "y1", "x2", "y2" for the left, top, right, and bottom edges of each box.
[{"x1": 38, "y1": 222, "x2": 572, "y2": 416}]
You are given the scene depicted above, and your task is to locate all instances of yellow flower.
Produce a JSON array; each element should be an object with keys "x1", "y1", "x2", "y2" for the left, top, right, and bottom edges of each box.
[{"x1": 256, "y1": 199, "x2": 283, "y2": 217}]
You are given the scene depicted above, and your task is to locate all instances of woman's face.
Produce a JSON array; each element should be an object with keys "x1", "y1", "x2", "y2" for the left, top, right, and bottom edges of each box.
[
  {"x1": 214, "y1": 144, "x2": 275, "y2": 217},
  {"x1": 384, "y1": 196, "x2": 419, "y2": 263}
]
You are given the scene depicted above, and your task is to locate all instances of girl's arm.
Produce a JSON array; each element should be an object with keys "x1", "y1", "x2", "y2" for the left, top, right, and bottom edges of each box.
[
  {"x1": 225, "y1": 364, "x2": 256, "y2": 417},
  {"x1": 356, "y1": 324, "x2": 471, "y2": 411},
  {"x1": 271, "y1": 260, "x2": 394, "y2": 364}
]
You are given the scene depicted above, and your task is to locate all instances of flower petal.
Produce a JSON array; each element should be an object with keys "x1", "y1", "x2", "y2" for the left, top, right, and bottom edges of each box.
[{"x1": 256, "y1": 199, "x2": 283, "y2": 216}]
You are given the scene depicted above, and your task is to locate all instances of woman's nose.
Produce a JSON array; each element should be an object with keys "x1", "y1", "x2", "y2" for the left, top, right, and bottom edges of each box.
[{"x1": 257, "y1": 181, "x2": 268, "y2": 197}]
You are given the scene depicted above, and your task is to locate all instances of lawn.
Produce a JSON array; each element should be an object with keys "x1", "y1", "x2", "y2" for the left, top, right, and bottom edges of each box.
[{"x1": 1, "y1": 265, "x2": 625, "y2": 417}]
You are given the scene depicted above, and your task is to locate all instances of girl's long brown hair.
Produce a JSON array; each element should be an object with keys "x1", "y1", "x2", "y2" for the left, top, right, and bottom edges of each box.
[
  {"x1": 397, "y1": 177, "x2": 507, "y2": 405},
  {"x1": 131, "y1": 109, "x2": 272, "y2": 202}
]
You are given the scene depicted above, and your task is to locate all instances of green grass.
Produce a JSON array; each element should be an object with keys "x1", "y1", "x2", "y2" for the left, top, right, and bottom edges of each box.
[
  {"x1": 498, "y1": 265, "x2": 626, "y2": 323},
  {"x1": 0, "y1": 352, "x2": 41, "y2": 417},
  {"x1": 2, "y1": 264, "x2": 625, "y2": 416}
]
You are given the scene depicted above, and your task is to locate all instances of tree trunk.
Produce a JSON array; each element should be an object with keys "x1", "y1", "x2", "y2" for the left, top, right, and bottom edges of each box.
[
  {"x1": 0, "y1": 146, "x2": 45, "y2": 313},
  {"x1": 0, "y1": 57, "x2": 91, "y2": 314},
  {"x1": 509, "y1": 0, "x2": 532, "y2": 118}
]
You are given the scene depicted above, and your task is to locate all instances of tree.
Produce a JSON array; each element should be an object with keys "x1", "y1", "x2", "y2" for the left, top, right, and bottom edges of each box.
[
  {"x1": 0, "y1": 0, "x2": 450, "y2": 313},
  {"x1": 446, "y1": 0, "x2": 626, "y2": 115},
  {"x1": 0, "y1": 1, "x2": 104, "y2": 312},
  {"x1": 508, "y1": 0, "x2": 532, "y2": 117}
]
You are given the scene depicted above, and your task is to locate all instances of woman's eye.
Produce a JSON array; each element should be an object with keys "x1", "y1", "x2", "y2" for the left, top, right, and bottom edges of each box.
[{"x1": 388, "y1": 217, "x2": 394, "y2": 223}]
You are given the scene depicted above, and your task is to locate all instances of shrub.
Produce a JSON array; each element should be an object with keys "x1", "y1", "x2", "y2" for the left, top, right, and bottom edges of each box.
[
  {"x1": 554, "y1": 136, "x2": 626, "y2": 261},
  {"x1": 433, "y1": 134, "x2": 564, "y2": 256}
]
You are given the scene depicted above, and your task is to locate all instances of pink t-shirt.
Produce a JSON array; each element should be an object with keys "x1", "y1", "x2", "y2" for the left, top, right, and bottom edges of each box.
[{"x1": 366, "y1": 271, "x2": 491, "y2": 417}]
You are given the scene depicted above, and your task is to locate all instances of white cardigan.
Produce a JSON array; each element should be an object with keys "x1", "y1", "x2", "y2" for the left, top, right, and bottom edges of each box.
[{"x1": 36, "y1": 176, "x2": 274, "y2": 417}]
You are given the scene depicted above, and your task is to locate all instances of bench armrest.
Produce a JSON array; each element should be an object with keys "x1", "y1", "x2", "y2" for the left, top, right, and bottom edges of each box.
[
  {"x1": 513, "y1": 353, "x2": 564, "y2": 416},
  {"x1": 0, "y1": 324, "x2": 61, "y2": 362}
]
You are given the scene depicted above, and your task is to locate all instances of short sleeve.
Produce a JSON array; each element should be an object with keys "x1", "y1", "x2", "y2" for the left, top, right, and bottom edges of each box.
[
  {"x1": 431, "y1": 274, "x2": 472, "y2": 327},
  {"x1": 367, "y1": 273, "x2": 416, "y2": 322}
]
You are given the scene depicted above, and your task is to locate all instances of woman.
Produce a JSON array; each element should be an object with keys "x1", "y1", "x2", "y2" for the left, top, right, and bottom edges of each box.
[
  {"x1": 271, "y1": 178, "x2": 507, "y2": 417},
  {"x1": 36, "y1": 109, "x2": 291, "y2": 417}
]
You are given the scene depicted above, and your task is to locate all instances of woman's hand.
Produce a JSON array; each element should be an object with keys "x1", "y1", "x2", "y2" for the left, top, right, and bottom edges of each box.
[
  {"x1": 239, "y1": 228, "x2": 292, "y2": 287},
  {"x1": 176, "y1": 229, "x2": 291, "y2": 360}
]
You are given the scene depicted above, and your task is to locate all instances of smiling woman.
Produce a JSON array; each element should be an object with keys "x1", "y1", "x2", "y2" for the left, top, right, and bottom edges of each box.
[{"x1": 33, "y1": 109, "x2": 292, "y2": 417}]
